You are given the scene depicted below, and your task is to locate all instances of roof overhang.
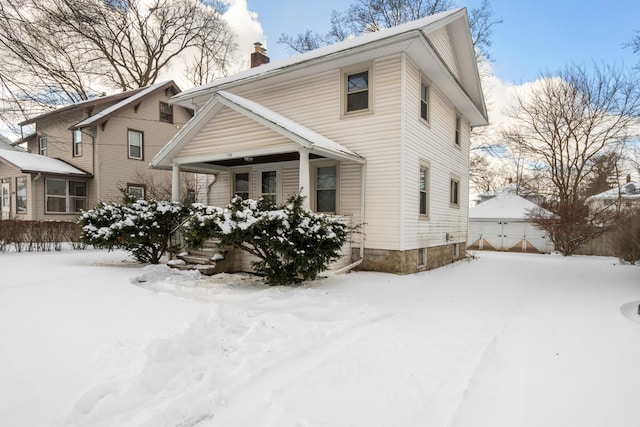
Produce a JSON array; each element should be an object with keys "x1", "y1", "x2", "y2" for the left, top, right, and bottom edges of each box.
[{"x1": 0, "y1": 150, "x2": 92, "y2": 177}]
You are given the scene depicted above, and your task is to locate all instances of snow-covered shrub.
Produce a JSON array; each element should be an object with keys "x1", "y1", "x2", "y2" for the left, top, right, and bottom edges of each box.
[
  {"x1": 77, "y1": 199, "x2": 190, "y2": 264},
  {"x1": 183, "y1": 195, "x2": 349, "y2": 285}
]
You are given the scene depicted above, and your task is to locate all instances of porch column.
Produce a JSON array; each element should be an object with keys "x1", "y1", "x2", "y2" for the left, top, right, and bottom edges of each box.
[
  {"x1": 298, "y1": 149, "x2": 311, "y2": 210},
  {"x1": 171, "y1": 163, "x2": 180, "y2": 202}
]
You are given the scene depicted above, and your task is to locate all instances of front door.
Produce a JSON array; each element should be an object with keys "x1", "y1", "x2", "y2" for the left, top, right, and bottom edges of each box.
[{"x1": 1, "y1": 182, "x2": 10, "y2": 219}]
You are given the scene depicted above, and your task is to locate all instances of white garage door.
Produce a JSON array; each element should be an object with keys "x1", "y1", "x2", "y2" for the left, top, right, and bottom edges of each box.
[{"x1": 468, "y1": 220, "x2": 552, "y2": 253}]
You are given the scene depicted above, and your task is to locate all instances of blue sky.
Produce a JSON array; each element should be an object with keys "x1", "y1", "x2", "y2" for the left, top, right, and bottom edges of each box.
[{"x1": 245, "y1": 0, "x2": 640, "y2": 83}]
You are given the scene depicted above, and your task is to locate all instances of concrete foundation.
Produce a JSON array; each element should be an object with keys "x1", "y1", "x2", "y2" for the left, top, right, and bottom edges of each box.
[{"x1": 352, "y1": 243, "x2": 467, "y2": 274}]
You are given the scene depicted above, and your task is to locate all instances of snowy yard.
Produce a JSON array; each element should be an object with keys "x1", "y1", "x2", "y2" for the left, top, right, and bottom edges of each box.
[{"x1": 0, "y1": 249, "x2": 639, "y2": 427}]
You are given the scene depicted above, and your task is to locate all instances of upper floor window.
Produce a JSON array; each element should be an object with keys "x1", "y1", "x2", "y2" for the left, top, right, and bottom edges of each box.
[
  {"x1": 127, "y1": 129, "x2": 143, "y2": 160},
  {"x1": 160, "y1": 102, "x2": 173, "y2": 124},
  {"x1": 419, "y1": 165, "x2": 429, "y2": 216},
  {"x1": 45, "y1": 178, "x2": 87, "y2": 213},
  {"x1": 233, "y1": 172, "x2": 250, "y2": 200},
  {"x1": 73, "y1": 129, "x2": 82, "y2": 157},
  {"x1": 420, "y1": 81, "x2": 430, "y2": 123},
  {"x1": 342, "y1": 63, "x2": 372, "y2": 115},
  {"x1": 455, "y1": 114, "x2": 461, "y2": 146},
  {"x1": 39, "y1": 136, "x2": 47, "y2": 156}
]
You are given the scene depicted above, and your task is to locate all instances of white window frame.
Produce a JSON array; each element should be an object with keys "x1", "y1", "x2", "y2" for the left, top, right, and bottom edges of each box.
[
  {"x1": 419, "y1": 162, "x2": 430, "y2": 217},
  {"x1": 73, "y1": 129, "x2": 82, "y2": 157},
  {"x1": 127, "y1": 129, "x2": 143, "y2": 160},
  {"x1": 417, "y1": 247, "x2": 427, "y2": 268},
  {"x1": 341, "y1": 62, "x2": 373, "y2": 117},
  {"x1": 232, "y1": 169, "x2": 251, "y2": 200},
  {"x1": 16, "y1": 176, "x2": 27, "y2": 214},
  {"x1": 45, "y1": 178, "x2": 87, "y2": 214},
  {"x1": 258, "y1": 168, "x2": 280, "y2": 204},
  {"x1": 312, "y1": 161, "x2": 339, "y2": 214},
  {"x1": 454, "y1": 114, "x2": 461, "y2": 147},
  {"x1": 450, "y1": 176, "x2": 460, "y2": 207},
  {"x1": 39, "y1": 135, "x2": 47, "y2": 156},
  {"x1": 127, "y1": 184, "x2": 145, "y2": 201},
  {"x1": 420, "y1": 80, "x2": 430, "y2": 124}
]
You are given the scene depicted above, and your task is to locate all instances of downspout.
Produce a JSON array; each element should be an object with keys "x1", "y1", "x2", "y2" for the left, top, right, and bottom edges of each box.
[
  {"x1": 205, "y1": 174, "x2": 216, "y2": 205},
  {"x1": 331, "y1": 162, "x2": 366, "y2": 275}
]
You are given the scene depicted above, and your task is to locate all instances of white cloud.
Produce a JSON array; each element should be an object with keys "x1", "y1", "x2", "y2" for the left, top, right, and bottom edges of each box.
[{"x1": 221, "y1": 0, "x2": 265, "y2": 73}]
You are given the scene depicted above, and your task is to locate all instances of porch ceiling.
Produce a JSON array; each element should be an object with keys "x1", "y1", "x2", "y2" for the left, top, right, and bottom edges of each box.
[{"x1": 206, "y1": 152, "x2": 324, "y2": 168}]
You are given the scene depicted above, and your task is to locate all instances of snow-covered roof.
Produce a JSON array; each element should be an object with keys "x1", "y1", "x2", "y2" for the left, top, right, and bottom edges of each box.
[
  {"x1": 170, "y1": 8, "x2": 487, "y2": 126},
  {"x1": 0, "y1": 149, "x2": 91, "y2": 177},
  {"x1": 585, "y1": 182, "x2": 640, "y2": 203},
  {"x1": 151, "y1": 91, "x2": 365, "y2": 171},
  {"x1": 470, "y1": 193, "x2": 548, "y2": 220},
  {"x1": 0, "y1": 137, "x2": 17, "y2": 151}
]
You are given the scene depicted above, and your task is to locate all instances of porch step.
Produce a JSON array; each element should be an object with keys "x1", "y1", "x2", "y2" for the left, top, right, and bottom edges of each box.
[{"x1": 167, "y1": 239, "x2": 231, "y2": 276}]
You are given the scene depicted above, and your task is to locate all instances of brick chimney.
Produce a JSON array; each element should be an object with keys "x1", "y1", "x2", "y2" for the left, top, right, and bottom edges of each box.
[{"x1": 251, "y1": 42, "x2": 269, "y2": 68}]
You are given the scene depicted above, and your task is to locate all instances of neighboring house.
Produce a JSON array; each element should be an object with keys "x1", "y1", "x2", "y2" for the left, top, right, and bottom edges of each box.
[
  {"x1": 151, "y1": 8, "x2": 488, "y2": 274},
  {"x1": 0, "y1": 81, "x2": 193, "y2": 221},
  {"x1": 585, "y1": 176, "x2": 640, "y2": 215},
  {"x1": 0, "y1": 134, "x2": 18, "y2": 151},
  {"x1": 467, "y1": 193, "x2": 555, "y2": 253}
]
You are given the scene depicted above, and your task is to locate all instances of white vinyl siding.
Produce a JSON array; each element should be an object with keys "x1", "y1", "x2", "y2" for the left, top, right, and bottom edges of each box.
[
  {"x1": 427, "y1": 27, "x2": 461, "y2": 81},
  {"x1": 402, "y1": 57, "x2": 469, "y2": 250}
]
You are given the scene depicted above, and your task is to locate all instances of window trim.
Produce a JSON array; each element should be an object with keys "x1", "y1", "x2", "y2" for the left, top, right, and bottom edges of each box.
[
  {"x1": 39, "y1": 135, "x2": 47, "y2": 156},
  {"x1": 45, "y1": 178, "x2": 87, "y2": 214},
  {"x1": 257, "y1": 168, "x2": 281, "y2": 204},
  {"x1": 127, "y1": 129, "x2": 144, "y2": 160},
  {"x1": 450, "y1": 175, "x2": 461, "y2": 208},
  {"x1": 72, "y1": 129, "x2": 83, "y2": 157},
  {"x1": 454, "y1": 113, "x2": 461, "y2": 147},
  {"x1": 126, "y1": 183, "x2": 146, "y2": 201},
  {"x1": 311, "y1": 160, "x2": 340, "y2": 214},
  {"x1": 419, "y1": 162, "x2": 430, "y2": 218},
  {"x1": 417, "y1": 247, "x2": 427, "y2": 268},
  {"x1": 231, "y1": 168, "x2": 251, "y2": 201},
  {"x1": 341, "y1": 62, "x2": 374, "y2": 117},
  {"x1": 420, "y1": 79, "x2": 431, "y2": 124}
]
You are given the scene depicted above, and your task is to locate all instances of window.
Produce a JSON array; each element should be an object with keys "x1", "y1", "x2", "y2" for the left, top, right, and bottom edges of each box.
[
  {"x1": 420, "y1": 81, "x2": 430, "y2": 122},
  {"x1": 128, "y1": 129, "x2": 143, "y2": 160},
  {"x1": 450, "y1": 178, "x2": 460, "y2": 206},
  {"x1": 127, "y1": 184, "x2": 145, "y2": 201},
  {"x1": 45, "y1": 178, "x2": 87, "y2": 213},
  {"x1": 455, "y1": 114, "x2": 461, "y2": 146},
  {"x1": 417, "y1": 248, "x2": 427, "y2": 267},
  {"x1": 39, "y1": 135, "x2": 47, "y2": 156},
  {"x1": 419, "y1": 165, "x2": 429, "y2": 216},
  {"x1": 160, "y1": 102, "x2": 173, "y2": 124},
  {"x1": 342, "y1": 63, "x2": 372, "y2": 115},
  {"x1": 73, "y1": 129, "x2": 82, "y2": 157},
  {"x1": 233, "y1": 172, "x2": 250, "y2": 200},
  {"x1": 260, "y1": 170, "x2": 277, "y2": 203},
  {"x1": 16, "y1": 177, "x2": 27, "y2": 214},
  {"x1": 316, "y1": 165, "x2": 337, "y2": 213}
]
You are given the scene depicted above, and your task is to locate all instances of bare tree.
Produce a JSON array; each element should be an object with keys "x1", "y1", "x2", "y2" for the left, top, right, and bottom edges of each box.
[
  {"x1": 502, "y1": 63, "x2": 640, "y2": 254},
  {"x1": 279, "y1": 0, "x2": 501, "y2": 61},
  {"x1": 0, "y1": 0, "x2": 236, "y2": 123}
]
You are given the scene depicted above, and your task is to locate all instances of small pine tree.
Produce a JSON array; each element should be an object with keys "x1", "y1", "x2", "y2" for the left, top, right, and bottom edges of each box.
[
  {"x1": 183, "y1": 194, "x2": 350, "y2": 285},
  {"x1": 77, "y1": 199, "x2": 190, "y2": 264}
]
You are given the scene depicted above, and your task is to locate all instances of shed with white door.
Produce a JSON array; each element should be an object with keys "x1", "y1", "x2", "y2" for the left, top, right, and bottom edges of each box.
[{"x1": 467, "y1": 193, "x2": 554, "y2": 253}]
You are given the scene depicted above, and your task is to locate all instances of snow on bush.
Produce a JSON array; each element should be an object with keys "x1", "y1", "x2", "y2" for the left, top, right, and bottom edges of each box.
[
  {"x1": 183, "y1": 194, "x2": 350, "y2": 285},
  {"x1": 77, "y1": 199, "x2": 190, "y2": 264}
]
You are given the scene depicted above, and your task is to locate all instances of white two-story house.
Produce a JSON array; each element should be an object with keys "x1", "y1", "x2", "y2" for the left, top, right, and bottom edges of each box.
[{"x1": 151, "y1": 8, "x2": 488, "y2": 274}]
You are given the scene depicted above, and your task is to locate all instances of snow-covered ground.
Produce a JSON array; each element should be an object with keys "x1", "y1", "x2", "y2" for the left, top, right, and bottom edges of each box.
[{"x1": 0, "y1": 249, "x2": 638, "y2": 427}]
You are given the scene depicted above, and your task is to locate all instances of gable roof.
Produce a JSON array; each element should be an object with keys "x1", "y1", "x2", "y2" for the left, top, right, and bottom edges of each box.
[
  {"x1": 0, "y1": 149, "x2": 91, "y2": 177},
  {"x1": 171, "y1": 8, "x2": 487, "y2": 126},
  {"x1": 470, "y1": 193, "x2": 549, "y2": 220},
  {"x1": 19, "y1": 81, "x2": 181, "y2": 129},
  {"x1": 151, "y1": 91, "x2": 365, "y2": 171},
  {"x1": 585, "y1": 182, "x2": 640, "y2": 203}
]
